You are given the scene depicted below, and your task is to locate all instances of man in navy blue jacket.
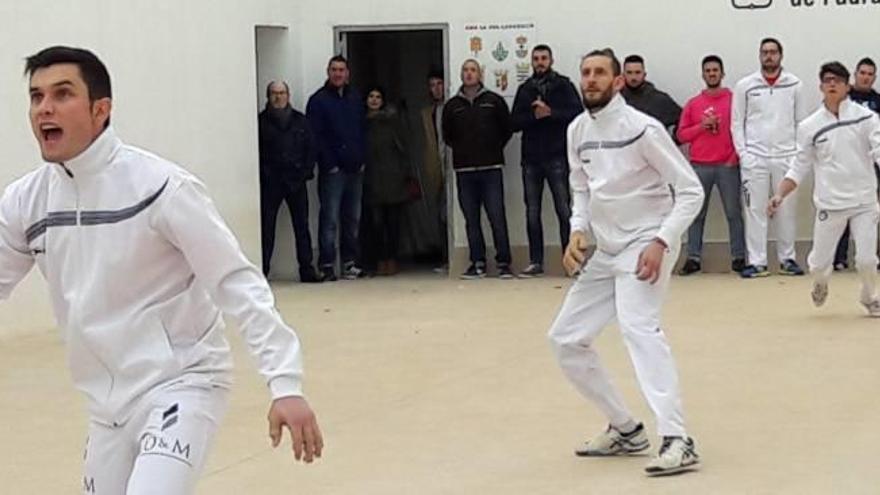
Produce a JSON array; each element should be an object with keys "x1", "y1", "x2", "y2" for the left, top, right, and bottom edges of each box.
[
  {"x1": 306, "y1": 55, "x2": 366, "y2": 281},
  {"x1": 511, "y1": 44, "x2": 583, "y2": 277}
]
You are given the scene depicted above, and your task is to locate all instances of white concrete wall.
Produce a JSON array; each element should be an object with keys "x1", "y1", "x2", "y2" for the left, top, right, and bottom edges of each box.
[
  {"x1": 293, "y1": 0, "x2": 879, "y2": 259},
  {"x1": 0, "y1": 0, "x2": 301, "y2": 338}
]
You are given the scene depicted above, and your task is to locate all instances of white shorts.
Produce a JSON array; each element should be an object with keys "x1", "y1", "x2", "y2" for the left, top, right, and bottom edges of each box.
[{"x1": 82, "y1": 381, "x2": 228, "y2": 494}]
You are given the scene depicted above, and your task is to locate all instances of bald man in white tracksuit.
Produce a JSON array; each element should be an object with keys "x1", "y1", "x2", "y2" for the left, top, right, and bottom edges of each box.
[
  {"x1": 770, "y1": 94, "x2": 880, "y2": 315},
  {"x1": 732, "y1": 68, "x2": 810, "y2": 277},
  {"x1": 548, "y1": 90, "x2": 704, "y2": 475}
]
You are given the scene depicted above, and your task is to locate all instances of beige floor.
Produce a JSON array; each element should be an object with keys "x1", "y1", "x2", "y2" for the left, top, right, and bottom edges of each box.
[{"x1": 2, "y1": 272, "x2": 879, "y2": 494}]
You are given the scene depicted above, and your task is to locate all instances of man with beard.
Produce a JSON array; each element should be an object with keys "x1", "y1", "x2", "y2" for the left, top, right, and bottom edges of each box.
[
  {"x1": 677, "y1": 55, "x2": 746, "y2": 275},
  {"x1": 621, "y1": 54, "x2": 682, "y2": 139},
  {"x1": 769, "y1": 61, "x2": 880, "y2": 316},
  {"x1": 258, "y1": 81, "x2": 320, "y2": 282},
  {"x1": 732, "y1": 37, "x2": 809, "y2": 278},
  {"x1": 834, "y1": 57, "x2": 880, "y2": 271},
  {"x1": 547, "y1": 48, "x2": 703, "y2": 476},
  {"x1": 511, "y1": 44, "x2": 583, "y2": 277}
]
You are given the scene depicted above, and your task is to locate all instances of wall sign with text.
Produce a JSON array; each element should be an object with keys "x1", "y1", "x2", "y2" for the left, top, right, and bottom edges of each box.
[{"x1": 732, "y1": 0, "x2": 880, "y2": 9}]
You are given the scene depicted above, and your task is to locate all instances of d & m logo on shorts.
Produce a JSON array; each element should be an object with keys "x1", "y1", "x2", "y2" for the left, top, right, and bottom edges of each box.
[{"x1": 732, "y1": 0, "x2": 773, "y2": 8}]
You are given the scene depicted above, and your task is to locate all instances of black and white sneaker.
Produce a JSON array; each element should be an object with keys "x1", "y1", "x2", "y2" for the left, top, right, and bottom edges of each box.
[
  {"x1": 460, "y1": 262, "x2": 487, "y2": 280},
  {"x1": 575, "y1": 423, "x2": 650, "y2": 457},
  {"x1": 519, "y1": 263, "x2": 544, "y2": 278},
  {"x1": 341, "y1": 262, "x2": 363, "y2": 280},
  {"x1": 644, "y1": 436, "x2": 700, "y2": 476},
  {"x1": 497, "y1": 264, "x2": 515, "y2": 280}
]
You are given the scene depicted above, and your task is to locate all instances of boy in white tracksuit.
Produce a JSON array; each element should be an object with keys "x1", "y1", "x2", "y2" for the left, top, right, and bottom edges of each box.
[
  {"x1": 732, "y1": 38, "x2": 810, "y2": 278},
  {"x1": 548, "y1": 49, "x2": 704, "y2": 476},
  {"x1": 769, "y1": 62, "x2": 880, "y2": 315},
  {"x1": 1, "y1": 47, "x2": 322, "y2": 494}
]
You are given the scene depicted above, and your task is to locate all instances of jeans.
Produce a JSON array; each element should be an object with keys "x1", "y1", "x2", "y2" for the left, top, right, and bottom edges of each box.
[
  {"x1": 686, "y1": 164, "x2": 746, "y2": 261},
  {"x1": 522, "y1": 158, "x2": 571, "y2": 265},
  {"x1": 318, "y1": 170, "x2": 363, "y2": 269},
  {"x1": 455, "y1": 169, "x2": 512, "y2": 265},
  {"x1": 260, "y1": 179, "x2": 312, "y2": 276}
]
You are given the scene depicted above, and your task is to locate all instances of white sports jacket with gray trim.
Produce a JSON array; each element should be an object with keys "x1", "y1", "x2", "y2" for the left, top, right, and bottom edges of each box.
[
  {"x1": 786, "y1": 98, "x2": 880, "y2": 211},
  {"x1": 0, "y1": 128, "x2": 303, "y2": 426},
  {"x1": 567, "y1": 93, "x2": 704, "y2": 254},
  {"x1": 732, "y1": 69, "x2": 810, "y2": 160}
]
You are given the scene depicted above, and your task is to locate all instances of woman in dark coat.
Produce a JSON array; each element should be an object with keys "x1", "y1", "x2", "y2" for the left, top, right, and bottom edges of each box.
[{"x1": 364, "y1": 87, "x2": 411, "y2": 275}]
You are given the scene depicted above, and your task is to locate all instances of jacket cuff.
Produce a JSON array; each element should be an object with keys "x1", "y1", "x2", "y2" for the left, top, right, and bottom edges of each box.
[{"x1": 268, "y1": 376, "x2": 304, "y2": 400}]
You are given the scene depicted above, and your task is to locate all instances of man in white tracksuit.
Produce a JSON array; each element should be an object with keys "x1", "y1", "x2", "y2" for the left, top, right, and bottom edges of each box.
[
  {"x1": 547, "y1": 49, "x2": 704, "y2": 476},
  {"x1": 1, "y1": 46, "x2": 322, "y2": 494},
  {"x1": 769, "y1": 61, "x2": 880, "y2": 316},
  {"x1": 732, "y1": 37, "x2": 810, "y2": 278}
]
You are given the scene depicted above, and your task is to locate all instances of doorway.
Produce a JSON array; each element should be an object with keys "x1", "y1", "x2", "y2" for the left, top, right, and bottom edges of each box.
[{"x1": 336, "y1": 25, "x2": 450, "y2": 273}]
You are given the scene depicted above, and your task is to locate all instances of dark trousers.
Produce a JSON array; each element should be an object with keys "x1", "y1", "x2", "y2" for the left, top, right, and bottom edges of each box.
[
  {"x1": 522, "y1": 158, "x2": 571, "y2": 265},
  {"x1": 455, "y1": 169, "x2": 511, "y2": 265},
  {"x1": 835, "y1": 165, "x2": 880, "y2": 265},
  {"x1": 260, "y1": 179, "x2": 312, "y2": 276},
  {"x1": 371, "y1": 203, "x2": 403, "y2": 260},
  {"x1": 686, "y1": 164, "x2": 746, "y2": 260},
  {"x1": 318, "y1": 170, "x2": 363, "y2": 269}
]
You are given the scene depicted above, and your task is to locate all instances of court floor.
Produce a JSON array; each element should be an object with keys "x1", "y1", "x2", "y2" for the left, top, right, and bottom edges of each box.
[{"x1": 2, "y1": 272, "x2": 878, "y2": 494}]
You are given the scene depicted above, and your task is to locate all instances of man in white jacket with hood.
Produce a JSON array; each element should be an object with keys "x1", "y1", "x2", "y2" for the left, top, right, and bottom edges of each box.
[
  {"x1": 732, "y1": 37, "x2": 810, "y2": 278},
  {"x1": 547, "y1": 48, "x2": 704, "y2": 476},
  {"x1": 769, "y1": 61, "x2": 880, "y2": 316},
  {"x1": 1, "y1": 46, "x2": 322, "y2": 494}
]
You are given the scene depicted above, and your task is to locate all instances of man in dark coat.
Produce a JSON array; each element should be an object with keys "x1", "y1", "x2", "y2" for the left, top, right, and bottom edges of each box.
[
  {"x1": 258, "y1": 81, "x2": 320, "y2": 282},
  {"x1": 621, "y1": 54, "x2": 682, "y2": 139}
]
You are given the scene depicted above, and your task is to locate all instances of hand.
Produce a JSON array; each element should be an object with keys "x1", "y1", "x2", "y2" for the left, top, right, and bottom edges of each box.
[
  {"x1": 563, "y1": 231, "x2": 590, "y2": 276},
  {"x1": 268, "y1": 396, "x2": 323, "y2": 463},
  {"x1": 700, "y1": 114, "x2": 718, "y2": 131},
  {"x1": 635, "y1": 239, "x2": 666, "y2": 284},
  {"x1": 532, "y1": 99, "x2": 552, "y2": 119},
  {"x1": 767, "y1": 195, "x2": 784, "y2": 217}
]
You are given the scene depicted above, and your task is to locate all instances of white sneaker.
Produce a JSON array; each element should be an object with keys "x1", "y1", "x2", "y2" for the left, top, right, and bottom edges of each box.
[
  {"x1": 811, "y1": 282, "x2": 828, "y2": 307},
  {"x1": 645, "y1": 436, "x2": 700, "y2": 476},
  {"x1": 575, "y1": 423, "x2": 650, "y2": 457},
  {"x1": 860, "y1": 298, "x2": 880, "y2": 317}
]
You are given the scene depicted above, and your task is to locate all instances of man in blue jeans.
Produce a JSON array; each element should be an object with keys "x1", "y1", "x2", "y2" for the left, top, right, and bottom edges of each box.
[
  {"x1": 443, "y1": 59, "x2": 514, "y2": 279},
  {"x1": 511, "y1": 44, "x2": 583, "y2": 277},
  {"x1": 307, "y1": 55, "x2": 366, "y2": 281},
  {"x1": 676, "y1": 55, "x2": 746, "y2": 274}
]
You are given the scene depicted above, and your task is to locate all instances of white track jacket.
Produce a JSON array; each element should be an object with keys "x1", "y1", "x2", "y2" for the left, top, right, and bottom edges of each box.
[
  {"x1": 0, "y1": 128, "x2": 303, "y2": 426},
  {"x1": 732, "y1": 69, "x2": 810, "y2": 160},
  {"x1": 786, "y1": 98, "x2": 880, "y2": 210},
  {"x1": 567, "y1": 94, "x2": 704, "y2": 254}
]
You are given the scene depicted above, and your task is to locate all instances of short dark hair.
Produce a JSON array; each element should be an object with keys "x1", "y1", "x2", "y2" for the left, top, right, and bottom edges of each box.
[
  {"x1": 856, "y1": 57, "x2": 877, "y2": 72},
  {"x1": 327, "y1": 55, "x2": 348, "y2": 69},
  {"x1": 583, "y1": 48, "x2": 622, "y2": 76},
  {"x1": 427, "y1": 68, "x2": 444, "y2": 81},
  {"x1": 760, "y1": 37, "x2": 783, "y2": 54},
  {"x1": 265, "y1": 81, "x2": 290, "y2": 99},
  {"x1": 701, "y1": 55, "x2": 724, "y2": 72},
  {"x1": 25, "y1": 46, "x2": 112, "y2": 101},
  {"x1": 819, "y1": 61, "x2": 850, "y2": 82},
  {"x1": 532, "y1": 44, "x2": 553, "y2": 58},
  {"x1": 623, "y1": 54, "x2": 644, "y2": 66}
]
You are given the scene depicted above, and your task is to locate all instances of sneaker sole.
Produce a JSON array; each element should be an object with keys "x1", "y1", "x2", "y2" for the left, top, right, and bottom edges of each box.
[
  {"x1": 778, "y1": 271, "x2": 804, "y2": 276},
  {"x1": 498, "y1": 274, "x2": 516, "y2": 280},
  {"x1": 645, "y1": 459, "x2": 700, "y2": 477},
  {"x1": 576, "y1": 441, "x2": 651, "y2": 457},
  {"x1": 459, "y1": 274, "x2": 487, "y2": 280},
  {"x1": 518, "y1": 273, "x2": 544, "y2": 279},
  {"x1": 742, "y1": 271, "x2": 771, "y2": 279}
]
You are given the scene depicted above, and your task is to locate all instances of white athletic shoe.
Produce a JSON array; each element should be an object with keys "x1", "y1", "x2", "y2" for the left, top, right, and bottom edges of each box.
[
  {"x1": 811, "y1": 282, "x2": 828, "y2": 307},
  {"x1": 644, "y1": 436, "x2": 700, "y2": 476},
  {"x1": 860, "y1": 298, "x2": 880, "y2": 317},
  {"x1": 575, "y1": 423, "x2": 650, "y2": 456}
]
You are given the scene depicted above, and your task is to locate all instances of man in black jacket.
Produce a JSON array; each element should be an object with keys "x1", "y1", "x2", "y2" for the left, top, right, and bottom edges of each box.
[
  {"x1": 621, "y1": 54, "x2": 682, "y2": 139},
  {"x1": 442, "y1": 59, "x2": 514, "y2": 279},
  {"x1": 511, "y1": 44, "x2": 583, "y2": 277},
  {"x1": 259, "y1": 81, "x2": 320, "y2": 282}
]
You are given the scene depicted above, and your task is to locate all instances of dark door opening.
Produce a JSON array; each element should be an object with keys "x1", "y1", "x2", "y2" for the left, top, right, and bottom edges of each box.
[{"x1": 339, "y1": 28, "x2": 448, "y2": 274}]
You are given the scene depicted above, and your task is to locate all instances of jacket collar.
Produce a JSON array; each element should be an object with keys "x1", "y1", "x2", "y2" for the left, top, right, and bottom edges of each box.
[
  {"x1": 587, "y1": 92, "x2": 626, "y2": 120},
  {"x1": 54, "y1": 126, "x2": 122, "y2": 178}
]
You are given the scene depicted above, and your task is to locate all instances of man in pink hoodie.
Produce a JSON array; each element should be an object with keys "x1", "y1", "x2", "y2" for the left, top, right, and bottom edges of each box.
[{"x1": 677, "y1": 55, "x2": 746, "y2": 275}]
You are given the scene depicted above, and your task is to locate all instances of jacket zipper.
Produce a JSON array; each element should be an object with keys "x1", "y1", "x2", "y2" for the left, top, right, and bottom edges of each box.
[{"x1": 63, "y1": 163, "x2": 118, "y2": 425}]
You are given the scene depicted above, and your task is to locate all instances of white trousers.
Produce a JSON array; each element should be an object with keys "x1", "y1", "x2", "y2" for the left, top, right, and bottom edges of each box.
[
  {"x1": 82, "y1": 381, "x2": 228, "y2": 494},
  {"x1": 741, "y1": 156, "x2": 798, "y2": 267},
  {"x1": 547, "y1": 240, "x2": 686, "y2": 437},
  {"x1": 808, "y1": 203, "x2": 880, "y2": 303}
]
